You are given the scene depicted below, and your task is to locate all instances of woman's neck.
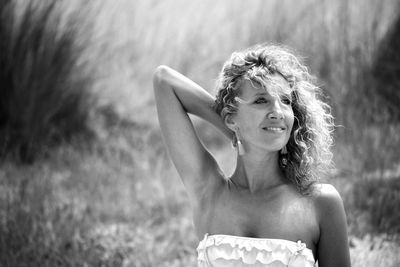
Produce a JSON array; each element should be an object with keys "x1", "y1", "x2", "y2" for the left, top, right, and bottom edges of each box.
[{"x1": 230, "y1": 149, "x2": 286, "y2": 194}]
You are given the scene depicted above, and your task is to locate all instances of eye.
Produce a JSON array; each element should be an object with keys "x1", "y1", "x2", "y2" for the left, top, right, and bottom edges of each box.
[
  {"x1": 253, "y1": 98, "x2": 268, "y2": 104},
  {"x1": 280, "y1": 96, "x2": 292, "y2": 105}
]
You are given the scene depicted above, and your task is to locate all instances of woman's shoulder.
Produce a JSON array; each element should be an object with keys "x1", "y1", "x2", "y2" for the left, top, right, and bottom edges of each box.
[
  {"x1": 310, "y1": 183, "x2": 345, "y2": 221},
  {"x1": 311, "y1": 183, "x2": 341, "y2": 197},
  {"x1": 309, "y1": 184, "x2": 351, "y2": 266}
]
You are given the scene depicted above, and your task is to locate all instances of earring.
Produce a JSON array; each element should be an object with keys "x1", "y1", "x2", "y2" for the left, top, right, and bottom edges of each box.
[
  {"x1": 235, "y1": 129, "x2": 245, "y2": 155},
  {"x1": 280, "y1": 145, "x2": 288, "y2": 168}
]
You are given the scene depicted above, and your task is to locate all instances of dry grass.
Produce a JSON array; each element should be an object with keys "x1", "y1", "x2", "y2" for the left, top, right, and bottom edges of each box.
[
  {"x1": 1, "y1": 0, "x2": 400, "y2": 266},
  {"x1": 0, "y1": 0, "x2": 97, "y2": 162}
]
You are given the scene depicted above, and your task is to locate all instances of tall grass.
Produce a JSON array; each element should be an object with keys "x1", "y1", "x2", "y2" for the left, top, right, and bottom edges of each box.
[
  {"x1": 1, "y1": 0, "x2": 400, "y2": 266},
  {"x1": 372, "y1": 9, "x2": 400, "y2": 120},
  {"x1": 0, "y1": 0, "x2": 96, "y2": 162}
]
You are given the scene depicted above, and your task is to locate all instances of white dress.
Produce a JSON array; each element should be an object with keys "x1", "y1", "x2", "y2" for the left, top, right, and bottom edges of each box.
[{"x1": 197, "y1": 234, "x2": 316, "y2": 267}]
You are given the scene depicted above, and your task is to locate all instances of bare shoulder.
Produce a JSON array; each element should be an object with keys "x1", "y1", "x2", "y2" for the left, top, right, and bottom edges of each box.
[
  {"x1": 310, "y1": 183, "x2": 345, "y2": 221},
  {"x1": 311, "y1": 183, "x2": 343, "y2": 202},
  {"x1": 311, "y1": 184, "x2": 351, "y2": 266}
]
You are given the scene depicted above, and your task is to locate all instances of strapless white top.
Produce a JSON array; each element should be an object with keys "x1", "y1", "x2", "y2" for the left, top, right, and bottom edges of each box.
[{"x1": 197, "y1": 234, "x2": 316, "y2": 267}]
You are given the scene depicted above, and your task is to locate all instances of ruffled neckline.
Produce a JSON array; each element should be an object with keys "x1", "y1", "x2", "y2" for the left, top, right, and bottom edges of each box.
[
  {"x1": 203, "y1": 234, "x2": 311, "y2": 247},
  {"x1": 197, "y1": 233, "x2": 316, "y2": 266}
]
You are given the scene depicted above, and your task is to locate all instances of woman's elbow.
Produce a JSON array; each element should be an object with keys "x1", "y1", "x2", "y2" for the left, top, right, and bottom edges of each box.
[{"x1": 153, "y1": 65, "x2": 171, "y2": 87}]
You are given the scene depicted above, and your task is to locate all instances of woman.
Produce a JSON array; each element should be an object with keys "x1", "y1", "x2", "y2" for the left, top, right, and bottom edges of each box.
[{"x1": 153, "y1": 44, "x2": 351, "y2": 267}]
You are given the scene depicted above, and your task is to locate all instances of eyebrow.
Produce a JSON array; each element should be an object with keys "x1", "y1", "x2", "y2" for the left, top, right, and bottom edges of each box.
[
  {"x1": 254, "y1": 92, "x2": 268, "y2": 97},
  {"x1": 252, "y1": 92, "x2": 278, "y2": 98}
]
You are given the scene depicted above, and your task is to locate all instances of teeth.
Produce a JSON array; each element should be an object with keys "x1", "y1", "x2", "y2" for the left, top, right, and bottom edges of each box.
[{"x1": 264, "y1": 127, "x2": 284, "y2": 131}]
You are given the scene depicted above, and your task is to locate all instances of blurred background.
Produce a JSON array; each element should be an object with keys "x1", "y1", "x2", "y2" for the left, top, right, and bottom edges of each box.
[{"x1": 0, "y1": 0, "x2": 399, "y2": 266}]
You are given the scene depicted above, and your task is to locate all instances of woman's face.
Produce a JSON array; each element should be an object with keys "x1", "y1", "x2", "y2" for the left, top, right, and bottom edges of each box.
[{"x1": 231, "y1": 74, "x2": 294, "y2": 153}]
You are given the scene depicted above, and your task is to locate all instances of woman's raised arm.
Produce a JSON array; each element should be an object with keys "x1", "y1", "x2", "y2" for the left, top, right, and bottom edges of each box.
[{"x1": 153, "y1": 65, "x2": 232, "y2": 199}]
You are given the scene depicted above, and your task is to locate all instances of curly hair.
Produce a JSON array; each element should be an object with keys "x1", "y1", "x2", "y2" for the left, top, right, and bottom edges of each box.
[{"x1": 214, "y1": 44, "x2": 334, "y2": 195}]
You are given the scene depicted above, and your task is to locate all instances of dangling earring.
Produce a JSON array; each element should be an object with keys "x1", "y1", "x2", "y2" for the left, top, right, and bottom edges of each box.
[
  {"x1": 235, "y1": 129, "x2": 245, "y2": 155},
  {"x1": 280, "y1": 145, "x2": 288, "y2": 168}
]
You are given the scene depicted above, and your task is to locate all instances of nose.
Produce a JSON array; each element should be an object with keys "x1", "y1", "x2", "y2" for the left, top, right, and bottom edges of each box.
[
  {"x1": 267, "y1": 100, "x2": 284, "y2": 120},
  {"x1": 267, "y1": 111, "x2": 283, "y2": 120}
]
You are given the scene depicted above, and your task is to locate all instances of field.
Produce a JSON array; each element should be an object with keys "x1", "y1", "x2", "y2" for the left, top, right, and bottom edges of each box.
[{"x1": 1, "y1": 0, "x2": 400, "y2": 266}]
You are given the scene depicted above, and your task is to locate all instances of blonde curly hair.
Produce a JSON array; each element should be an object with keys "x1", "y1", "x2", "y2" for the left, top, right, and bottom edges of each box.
[{"x1": 214, "y1": 44, "x2": 334, "y2": 194}]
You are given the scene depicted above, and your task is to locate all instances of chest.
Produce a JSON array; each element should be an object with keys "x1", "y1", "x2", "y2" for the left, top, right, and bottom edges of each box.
[{"x1": 194, "y1": 185, "x2": 319, "y2": 246}]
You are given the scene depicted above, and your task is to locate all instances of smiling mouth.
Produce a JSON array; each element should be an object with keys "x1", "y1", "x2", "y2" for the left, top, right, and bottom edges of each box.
[{"x1": 262, "y1": 127, "x2": 286, "y2": 132}]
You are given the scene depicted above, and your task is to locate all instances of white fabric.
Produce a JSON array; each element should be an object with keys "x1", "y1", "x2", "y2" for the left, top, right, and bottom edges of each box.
[{"x1": 197, "y1": 234, "x2": 316, "y2": 267}]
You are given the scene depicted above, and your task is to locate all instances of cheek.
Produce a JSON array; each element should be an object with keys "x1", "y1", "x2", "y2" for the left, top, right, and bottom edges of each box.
[{"x1": 236, "y1": 107, "x2": 262, "y2": 126}]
